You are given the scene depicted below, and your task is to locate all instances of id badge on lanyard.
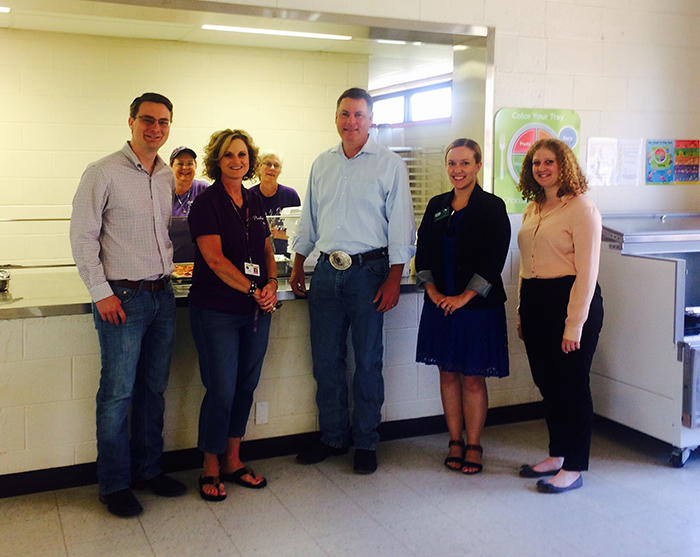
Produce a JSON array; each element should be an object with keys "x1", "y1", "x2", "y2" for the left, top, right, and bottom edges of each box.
[
  {"x1": 229, "y1": 190, "x2": 261, "y2": 278},
  {"x1": 244, "y1": 262, "x2": 260, "y2": 277}
]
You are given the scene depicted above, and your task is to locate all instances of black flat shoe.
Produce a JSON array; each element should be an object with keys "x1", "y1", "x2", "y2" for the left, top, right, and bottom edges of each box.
[
  {"x1": 99, "y1": 489, "x2": 143, "y2": 518},
  {"x1": 354, "y1": 449, "x2": 377, "y2": 474},
  {"x1": 536, "y1": 475, "x2": 583, "y2": 494},
  {"x1": 132, "y1": 473, "x2": 187, "y2": 497},
  {"x1": 296, "y1": 441, "x2": 349, "y2": 464},
  {"x1": 519, "y1": 464, "x2": 562, "y2": 478}
]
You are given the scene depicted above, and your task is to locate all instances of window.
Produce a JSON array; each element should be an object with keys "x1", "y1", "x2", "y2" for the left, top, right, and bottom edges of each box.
[
  {"x1": 372, "y1": 82, "x2": 452, "y2": 125},
  {"x1": 370, "y1": 80, "x2": 453, "y2": 230},
  {"x1": 373, "y1": 96, "x2": 405, "y2": 125},
  {"x1": 410, "y1": 87, "x2": 451, "y2": 122}
]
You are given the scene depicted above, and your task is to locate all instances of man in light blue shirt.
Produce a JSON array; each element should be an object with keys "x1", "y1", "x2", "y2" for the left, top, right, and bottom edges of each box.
[{"x1": 290, "y1": 87, "x2": 415, "y2": 474}]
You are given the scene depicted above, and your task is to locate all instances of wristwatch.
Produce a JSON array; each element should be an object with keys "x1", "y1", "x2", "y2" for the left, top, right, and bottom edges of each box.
[{"x1": 247, "y1": 281, "x2": 258, "y2": 297}]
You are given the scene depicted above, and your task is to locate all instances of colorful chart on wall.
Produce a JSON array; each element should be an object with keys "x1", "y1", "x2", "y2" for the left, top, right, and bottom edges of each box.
[
  {"x1": 494, "y1": 108, "x2": 581, "y2": 213},
  {"x1": 646, "y1": 139, "x2": 699, "y2": 185}
]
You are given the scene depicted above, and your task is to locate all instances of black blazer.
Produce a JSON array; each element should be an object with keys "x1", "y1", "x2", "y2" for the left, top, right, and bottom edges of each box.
[{"x1": 415, "y1": 185, "x2": 511, "y2": 310}]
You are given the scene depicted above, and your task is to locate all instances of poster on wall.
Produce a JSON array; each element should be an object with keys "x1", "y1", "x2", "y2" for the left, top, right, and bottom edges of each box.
[
  {"x1": 494, "y1": 108, "x2": 581, "y2": 213},
  {"x1": 646, "y1": 140, "x2": 700, "y2": 185},
  {"x1": 674, "y1": 140, "x2": 700, "y2": 184},
  {"x1": 586, "y1": 138, "x2": 642, "y2": 187}
]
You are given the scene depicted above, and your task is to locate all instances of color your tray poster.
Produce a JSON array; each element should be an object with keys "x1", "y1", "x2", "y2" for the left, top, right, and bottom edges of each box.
[{"x1": 494, "y1": 108, "x2": 580, "y2": 214}]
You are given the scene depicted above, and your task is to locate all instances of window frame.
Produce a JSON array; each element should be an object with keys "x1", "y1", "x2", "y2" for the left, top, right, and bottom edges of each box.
[{"x1": 372, "y1": 80, "x2": 453, "y2": 126}]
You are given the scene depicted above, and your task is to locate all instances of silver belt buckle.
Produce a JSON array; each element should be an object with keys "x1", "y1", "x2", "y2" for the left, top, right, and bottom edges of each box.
[{"x1": 329, "y1": 250, "x2": 352, "y2": 270}]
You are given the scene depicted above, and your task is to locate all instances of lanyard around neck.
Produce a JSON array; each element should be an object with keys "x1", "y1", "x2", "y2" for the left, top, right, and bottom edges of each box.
[{"x1": 227, "y1": 187, "x2": 253, "y2": 263}]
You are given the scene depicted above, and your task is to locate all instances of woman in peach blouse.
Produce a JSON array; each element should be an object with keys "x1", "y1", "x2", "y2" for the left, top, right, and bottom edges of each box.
[{"x1": 516, "y1": 138, "x2": 603, "y2": 494}]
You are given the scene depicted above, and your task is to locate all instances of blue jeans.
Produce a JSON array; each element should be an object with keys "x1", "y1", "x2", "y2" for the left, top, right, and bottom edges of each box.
[
  {"x1": 189, "y1": 305, "x2": 271, "y2": 454},
  {"x1": 308, "y1": 256, "x2": 389, "y2": 451},
  {"x1": 92, "y1": 282, "x2": 176, "y2": 496}
]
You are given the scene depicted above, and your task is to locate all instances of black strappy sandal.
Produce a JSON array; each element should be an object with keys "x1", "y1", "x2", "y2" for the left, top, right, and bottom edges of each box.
[
  {"x1": 444, "y1": 439, "x2": 465, "y2": 471},
  {"x1": 461, "y1": 444, "x2": 483, "y2": 475}
]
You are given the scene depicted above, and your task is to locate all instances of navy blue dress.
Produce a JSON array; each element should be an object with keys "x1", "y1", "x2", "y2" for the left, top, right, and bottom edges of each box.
[{"x1": 416, "y1": 207, "x2": 509, "y2": 377}]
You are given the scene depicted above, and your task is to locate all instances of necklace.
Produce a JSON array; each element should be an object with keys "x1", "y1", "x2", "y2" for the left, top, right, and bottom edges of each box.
[{"x1": 175, "y1": 188, "x2": 192, "y2": 215}]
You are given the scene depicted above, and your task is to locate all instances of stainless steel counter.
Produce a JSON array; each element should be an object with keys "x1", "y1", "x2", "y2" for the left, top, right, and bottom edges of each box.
[
  {"x1": 0, "y1": 266, "x2": 418, "y2": 320},
  {"x1": 603, "y1": 213, "x2": 700, "y2": 254}
]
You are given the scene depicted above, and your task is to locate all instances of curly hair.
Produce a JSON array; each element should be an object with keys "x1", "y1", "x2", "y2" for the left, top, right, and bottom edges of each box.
[
  {"x1": 517, "y1": 138, "x2": 588, "y2": 203},
  {"x1": 202, "y1": 129, "x2": 259, "y2": 182}
]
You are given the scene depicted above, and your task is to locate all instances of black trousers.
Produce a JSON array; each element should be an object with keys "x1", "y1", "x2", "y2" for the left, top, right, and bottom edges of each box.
[{"x1": 520, "y1": 276, "x2": 604, "y2": 471}]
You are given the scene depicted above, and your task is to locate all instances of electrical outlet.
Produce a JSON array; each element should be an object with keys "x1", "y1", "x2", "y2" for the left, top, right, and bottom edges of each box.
[{"x1": 255, "y1": 401, "x2": 269, "y2": 425}]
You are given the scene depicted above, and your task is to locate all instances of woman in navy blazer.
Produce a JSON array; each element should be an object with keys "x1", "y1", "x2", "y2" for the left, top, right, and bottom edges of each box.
[{"x1": 415, "y1": 138, "x2": 511, "y2": 474}]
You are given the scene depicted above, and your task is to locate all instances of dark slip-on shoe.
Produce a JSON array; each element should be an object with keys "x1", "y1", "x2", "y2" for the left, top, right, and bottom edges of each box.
[
  {"x1": 132, "y1": 473, "x2": 187, "y2": 497},
  {"x1": 536, "y1": 475, "x2": 583, "y2": 494},
  {"x1": 519, "y1": 464, "x2": 562, "y2": 478},
  {"x1": 353, "y1": 449, "x2": 377, "y2": 475},
  {"x1": 296, "y1": 441, "x2": 349, "y2": 464},
  {"x1": 99, "y1": 489, "x2": 143, "y2": 518}
]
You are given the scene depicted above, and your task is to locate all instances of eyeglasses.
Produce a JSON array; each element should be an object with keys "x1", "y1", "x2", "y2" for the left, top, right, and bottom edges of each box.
[
  {"x1": 136, "y1": 115, "x2": 171, "y2": 127},
  {"x1": 262, "y1": 161, "x2": 281, "y2": 169},
  {"x1": 173, "y1": 161, "x2": 195, "y2": 168}
]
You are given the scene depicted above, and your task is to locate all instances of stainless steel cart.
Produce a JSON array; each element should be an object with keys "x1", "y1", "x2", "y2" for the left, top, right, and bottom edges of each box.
[{"x1": 593, "y1": 213, "x2": 700, "y2": 467}]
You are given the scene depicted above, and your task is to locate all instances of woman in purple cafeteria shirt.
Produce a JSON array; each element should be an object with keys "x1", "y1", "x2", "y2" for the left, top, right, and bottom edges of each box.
[
  {"x1": 170, "y1": 146, "x2": 208, "y2": 217},
  {"x1": 187, "y1": 129, "x2": 277, "y2": 502},
  {"x1": 248, "y1": 150, "x2": 301, "y2": 255}
]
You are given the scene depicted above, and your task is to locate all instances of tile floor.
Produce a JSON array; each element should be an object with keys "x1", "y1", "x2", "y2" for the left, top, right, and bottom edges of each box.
[{"x1": 3, "y1": 419, "x2": 700, "y2": 556}]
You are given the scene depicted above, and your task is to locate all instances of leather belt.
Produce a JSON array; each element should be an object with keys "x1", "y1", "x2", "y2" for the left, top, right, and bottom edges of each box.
[
  {"x1": 111, "y1": 277, "x2": 170, "y2": 291},
  {"x1": 320, "y1": 248, "x2": 388, "y2": 270}
]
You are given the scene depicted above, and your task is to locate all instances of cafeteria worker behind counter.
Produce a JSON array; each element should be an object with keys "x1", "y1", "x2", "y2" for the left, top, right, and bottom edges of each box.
[{"x1": 169, "y1": 146, "x2": 209, "y2": 262}]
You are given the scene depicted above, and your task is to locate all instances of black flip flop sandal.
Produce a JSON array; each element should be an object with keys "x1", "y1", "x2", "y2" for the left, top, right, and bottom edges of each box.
[
  {"x1": 221, "y1": 467, "x2": 267, "y2": 489},
  {"x1": 199, "y1": 476, "x2": 226, "y2": 501}
]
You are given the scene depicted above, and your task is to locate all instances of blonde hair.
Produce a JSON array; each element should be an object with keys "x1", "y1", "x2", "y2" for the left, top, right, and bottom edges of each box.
[{"x1": 202, "y1": 129, "x2": 259, "y2": 182}]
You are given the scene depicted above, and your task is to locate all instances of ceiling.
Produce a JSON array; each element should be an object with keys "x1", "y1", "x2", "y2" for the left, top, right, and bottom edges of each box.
[{"x1": 0, "y1": 0, "x2": 488, "y2": 89}]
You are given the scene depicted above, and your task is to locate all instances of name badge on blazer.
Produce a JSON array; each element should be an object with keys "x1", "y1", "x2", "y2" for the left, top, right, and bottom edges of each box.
[{"x1": 434, "y1": 207, "x2": 450, "y2": 222}]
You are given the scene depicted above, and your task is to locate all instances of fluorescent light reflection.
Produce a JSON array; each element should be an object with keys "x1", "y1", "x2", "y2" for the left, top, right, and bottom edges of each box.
[
  {"x1": 0, "y1": 7, "x2": 11, "y2": 13},
  {"x1": 375, "y1": 39, "x2": 407, "y2": 45},
  {"x1": 201, "y1": 24, "x2": 351, "y2": 41}
]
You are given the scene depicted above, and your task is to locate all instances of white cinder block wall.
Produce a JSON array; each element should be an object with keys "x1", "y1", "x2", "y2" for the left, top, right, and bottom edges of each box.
[
  {"x1": 0, "y1": 288, "x2": 534, "y2": 476},
  {"x1": 2, "y1": 0, "x2": 700, "y2": 475},
  {"x1": 0, "y1": 30, "x2": 368, "y2": 265},
  {"x1": 4, "y1": 1, "x2": 700, "y2": 264}
]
